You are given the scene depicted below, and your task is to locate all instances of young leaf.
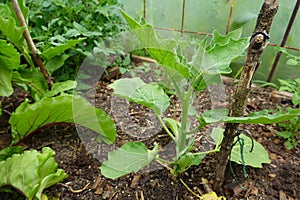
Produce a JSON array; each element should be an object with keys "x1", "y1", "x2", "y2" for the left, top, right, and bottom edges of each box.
[
  {"x1": 9, "y1": 95, "x2": 116, "y2": 144},
  {"x1": 190, "y1": 30, "x2": 248, "y2": 91},
  {"x1": 0, "y1": 147, "x2": 67, "y2": 200},
  {"x1": 230, "y1": 134, "x2": 270, "y2": 168},
  {"x1": 210, "y1": 127, "x2": 224, "y2": 150},
  {"x1": 0, "y1": 67, "x2": 13, "y2": 97},
  {"x1": 165, "y1": 118, "x2": 181, "y2": 137},
  {"x1": 40, "y1": 38, "x2": 85, "y2": 60},
  {"x1": 100, "y1": 142, "x2": 158, "y2": 179},
  {"x1": 175, "y1": 153, "x2": 205, "y2": 174},
  {"x1": 44, "y1": 80, "x2": 77, "y2": 97},
  {"x1": 120, "y1": 9, "x2": 190, "y2": 78},
  {"x1": 109, "y1": 77, "x2": 170, "y2": 115},
  {"x1": 0, "y1": 16, "x2": 26, "y2": 51}
]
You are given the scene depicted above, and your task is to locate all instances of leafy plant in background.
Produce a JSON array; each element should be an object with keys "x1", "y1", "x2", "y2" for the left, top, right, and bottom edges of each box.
[
  {"x1": 276, "y1": 78, "x2": 300, "y2": 149},
  {"x1": 113, "y1": 54, "x2": 134, "y2": 75},
  {"x1": 100, "y1": 10, "x2": 292, "y2": 180},
  {"x1": 26, "y1": 0, "x2": 125, "y2": 81},
  {"x1": 0, "y1": 1, "x2": 116, "y2": 145},
  {"x1": 0, "y1": 1, "x2": 117, "y2": 198},
  {"x1": 269, "y1": 47, "x2": 300, "y2": 149},
  {"x1": 276, "y1": 47, "x2": 300, "y2": 67}
]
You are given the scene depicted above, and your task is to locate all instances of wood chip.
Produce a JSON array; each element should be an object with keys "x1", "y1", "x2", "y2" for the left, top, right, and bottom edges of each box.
[
  {"x1": 130, "y1": 174, "x2": 141, "y2": 188},
  {"x1": 268, "y1": 173, "x2": 276, "y2": 181},
  {"x1": 269, "y1": 152, "x2": 277, "y2": 160},
  {"x1": 279, "y1": 190, "x2": 288, "y2": 200}
]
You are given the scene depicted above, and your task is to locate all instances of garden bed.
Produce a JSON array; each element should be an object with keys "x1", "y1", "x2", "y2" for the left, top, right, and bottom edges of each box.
[{"x1": 0, "y1": 56, "x2": 299, "y2": 200}]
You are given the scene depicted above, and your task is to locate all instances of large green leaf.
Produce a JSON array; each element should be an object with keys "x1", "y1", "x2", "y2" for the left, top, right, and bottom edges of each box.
[
  {"x1": 100, "y1": 142, "x2": 158, "y2": 179},
  {"x1": 0, "y1": 14, "x2": 25, "y2": 51},
  {"x1": 202, "y1": 108, "x2": 300, "y2": 124},
  {"x1": 0, "y1": 147, "x2": 67, "y2": 200},
  {"x1": 45, "y1": 54, "x2": 70, "y2": 75},
  {"x1": 230, "y1": 134, "x2": 270, "y2": 168},
  {"x1": 190, "y1": 30, "x2": 248, "y2": 91},
  {"x1": 120, "y1": 9, "x2": 190, "y2": 78},
  {"x1": 40, "y1": 38, "x2": 85, "y2": 60},
  {"x1": 0, "y1": 39, "x2": 20, "y2": 69},
  {"x1": 109, "y1": 77, "x2": 170, "y2": 115},
  {"x1": 12, "y1": 68, "x2": 48, "y2": 100},
  {"x1": 0, "y1": 67, "x2": 13, "y2": 97},
  {"x1": 9, "y1": 95, "x2": 116, "y2": 144},
  {"x1": 0, "y1": 39, "x2": 21, "y2": 96}
]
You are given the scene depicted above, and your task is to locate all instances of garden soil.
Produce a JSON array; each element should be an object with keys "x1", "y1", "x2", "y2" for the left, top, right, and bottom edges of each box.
[{"x1": 0, "y1": 60, "x2": 299, "y2": 200}]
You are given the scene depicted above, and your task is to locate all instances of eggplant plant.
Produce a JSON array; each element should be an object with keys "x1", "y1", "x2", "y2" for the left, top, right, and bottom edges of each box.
[{"x1": 100, "y1": 10, "x2": 300, "y2": 179}]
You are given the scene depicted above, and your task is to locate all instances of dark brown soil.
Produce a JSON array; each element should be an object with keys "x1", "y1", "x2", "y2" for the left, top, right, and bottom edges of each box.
[{"x1": 0, "y1": 58, "x2": 299, "y2": 200}]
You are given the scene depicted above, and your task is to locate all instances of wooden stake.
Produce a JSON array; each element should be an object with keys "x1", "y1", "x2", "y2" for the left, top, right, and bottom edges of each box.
[
  {"x1": 213, "y1": 0, "x2": 279, "y2": 191},
  {"x1": 10, "y1": 0, "x2": 53, "y2": 88}
]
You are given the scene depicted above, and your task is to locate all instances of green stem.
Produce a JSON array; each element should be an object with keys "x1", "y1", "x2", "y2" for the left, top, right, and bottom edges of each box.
[
  {"x1": 177, "y1": 88, "x2": 193, "y2": 157},
  {"x1": 157, "y1": 114, "x2": 176, "y2": 142},
  {"x1": 155, "y1": 158, "x2": 173, "y2": 171},
  {"x1": 179, "y1": 178, "x2": 201, "y2": 198},
  {"x1": 192, "y1": 148, "x2": 220, "y2": 156}
]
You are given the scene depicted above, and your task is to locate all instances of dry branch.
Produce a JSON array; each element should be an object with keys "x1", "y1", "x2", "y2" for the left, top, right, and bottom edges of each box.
[
  {"x1": 213, "y1": 0, "x2": 279, "y2": 191},
  {"x1": 10, "y1": 0, "x2": 53, "y2": 88}
]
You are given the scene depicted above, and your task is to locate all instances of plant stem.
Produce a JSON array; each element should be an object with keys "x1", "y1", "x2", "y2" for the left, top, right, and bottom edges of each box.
[
  {"x1": 177, "y1": 88, "x2": 193, "y2": 157},
  {"x1": 180, "y1": 178, "x2": 201, "y2": 198},
  {"x1": 193, "y1": 148, "x2": 219, "y2": 156}
]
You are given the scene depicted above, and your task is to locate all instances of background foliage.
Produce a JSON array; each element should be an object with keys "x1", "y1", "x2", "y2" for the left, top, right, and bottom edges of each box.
[{"x1": 118, "y1": 0, "x2": 300, "y2": 83}]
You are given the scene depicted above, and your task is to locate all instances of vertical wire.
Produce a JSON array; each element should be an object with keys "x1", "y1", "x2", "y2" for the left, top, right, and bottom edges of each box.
[
  {"x1": 226, "y1": 0, "x2": 235, "y2": 34},
  {"x1": 180, "y1": 0, "x2": 186, "y2": 36},
  {"x1": 267, "y1": 0, "x2": 300, "y2": 82},
  {"x1": 143, "y1": 0, "x2": 147, "y2": 56}
]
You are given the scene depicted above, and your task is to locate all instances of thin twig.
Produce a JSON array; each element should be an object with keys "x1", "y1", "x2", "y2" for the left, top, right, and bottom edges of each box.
[
  {"x1": 10, "y1": 0, "x2": 53, "y2": 88},
  {"x1": 226, "y1": 0, "x2": 235, "y2": 34},
  {"x1": 267, "y1": 0, "x2": 300, "y2": 82}
]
